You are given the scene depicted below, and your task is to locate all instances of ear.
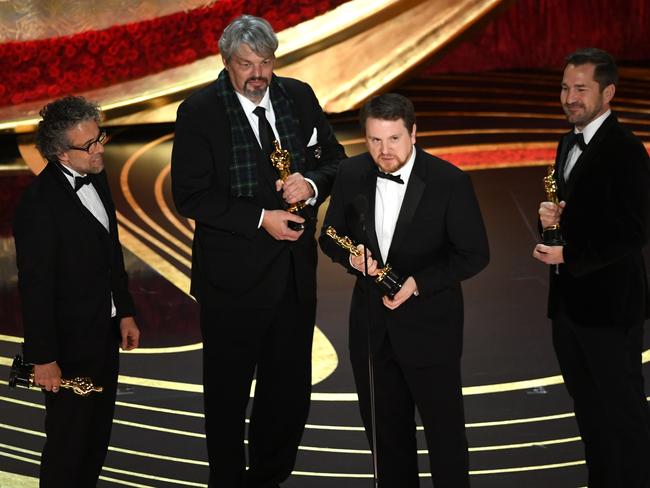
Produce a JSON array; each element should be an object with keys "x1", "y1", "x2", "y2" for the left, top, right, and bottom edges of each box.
[
  {"x1": 603, "y1": 83, "x2": 615, "y2": 104},
  {"x1": 410, "y1": 123, "x2": 417, "y2": 144},
  {"x1": 57, "y1": 150, "x2": 70, "y2": 165},
  {"x1": 222, "y1": 57, "x2": 229, "y2": 70}
]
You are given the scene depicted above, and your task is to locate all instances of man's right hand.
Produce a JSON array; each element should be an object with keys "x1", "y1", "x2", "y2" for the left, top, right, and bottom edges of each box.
[
  {"x1": 539, "y1": 200, "x2": 566, "y2": 229},
  {"x1": 350, "y1": 245, "x2": 379, "y2": 276},
  {"x1": 34, "y1": 361, "x2": 62, "y2": 393},
  {"x1": 261, "y1": 209, "x2": 305, "y2": 241}
]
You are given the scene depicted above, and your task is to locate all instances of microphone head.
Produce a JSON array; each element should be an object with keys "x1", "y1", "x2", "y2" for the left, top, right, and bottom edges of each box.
[{"x1": 353, "y1": 194, "x2": 368, "y2": 220}]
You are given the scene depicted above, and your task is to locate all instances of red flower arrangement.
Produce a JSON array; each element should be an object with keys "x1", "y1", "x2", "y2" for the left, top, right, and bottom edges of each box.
[{"x1": 0, "y1": 0, "x2": 348, "y2": 107}]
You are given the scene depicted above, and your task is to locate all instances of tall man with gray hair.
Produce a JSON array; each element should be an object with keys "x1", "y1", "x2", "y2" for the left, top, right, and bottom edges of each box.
[{"x1": 171, "y1": 15, "x2": 345, "y2": 487}]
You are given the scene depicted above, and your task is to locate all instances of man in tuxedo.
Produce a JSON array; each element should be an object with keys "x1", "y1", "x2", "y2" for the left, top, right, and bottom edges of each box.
[
  {"x1": 171, "y1": 15, "x2": 345, "y2": 487},
  {"x1": 13, "y1": 96, "x2": 140, "y2": 486},
  {"x1": 533, "y1": 48, "x2": 650, "y2": 487},
  {"x1": 319, "y1": 93, "x2": 489, "y2": 487}
]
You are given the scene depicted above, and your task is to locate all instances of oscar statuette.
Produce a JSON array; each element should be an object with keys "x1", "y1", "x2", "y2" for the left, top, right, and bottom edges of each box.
[
  {"x1": 542, "y1": 166, "x2": 566, "y2": 245},
  {"x1": 325, "y1": 226, "x2": 405, "y2": 298},
  {"x1": 270, "y1": 140, "x2": 307, "y2": 231},
  {"x1": 9, "y1": 354, "x2": 103, "y2": 397}
]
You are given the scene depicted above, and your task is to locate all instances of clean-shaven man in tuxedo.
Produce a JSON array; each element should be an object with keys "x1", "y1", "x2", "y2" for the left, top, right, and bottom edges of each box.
[
  {"x1": 171, "y1": 14, "x2": 345, "y2": 488},
  {"x1": 533, "y1": 48, "x2": 650, "y2": 487},
  {"x1": 13, "y1": 96, "x2": 140, "y2": 486},
  {"x1": 319, "y1": 93, "x2": 489, "y2": 487}
]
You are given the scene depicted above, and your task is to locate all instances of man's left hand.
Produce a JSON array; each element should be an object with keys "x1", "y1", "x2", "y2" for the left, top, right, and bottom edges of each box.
[
  {"x1": 533, "y1": 244, "x2": 564, "y2": 265},
  {"x1": 120, "y1": 316, "x2": 140, "y2": 351},
  {"x1": 382, "y1": 277, "x2": 419, "y2": 310},
  {"x1": 276, "y1": 173, "x2": 314, "y2": 204}
]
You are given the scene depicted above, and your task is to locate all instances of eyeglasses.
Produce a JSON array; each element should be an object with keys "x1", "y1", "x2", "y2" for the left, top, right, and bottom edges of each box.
[{"x1": 68, "y1": 130, "x2": 107, "y2": 153}]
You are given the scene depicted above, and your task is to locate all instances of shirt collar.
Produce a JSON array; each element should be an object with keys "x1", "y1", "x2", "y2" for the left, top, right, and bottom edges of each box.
[
  {"x1": 576, "y1": 109, "x2": 611, "y2": 144},
  {"x1": 235, "y1": 88, "x2": 271, "y2": 114}
]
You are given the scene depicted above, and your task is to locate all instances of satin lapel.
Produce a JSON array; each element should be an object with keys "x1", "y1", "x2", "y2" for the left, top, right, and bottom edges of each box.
[
  {"x1": 556, "y1": 132, "x2": 572, "y2": 197},
  {"x1": 386, "y1": 153, "x2": 425, "y2": 262},
  {"x1": 566, "y1": 115, "x2": 614, "y2": 185},
  {"x1": 90, "y1": 173, "x2": 114, "y2": 235},
  {"x1": 49, "y1": 164, "x2": 109, "y2": 236},
  {"x1": 361, "y1": 160, "x2": 383, "y2": 267}
]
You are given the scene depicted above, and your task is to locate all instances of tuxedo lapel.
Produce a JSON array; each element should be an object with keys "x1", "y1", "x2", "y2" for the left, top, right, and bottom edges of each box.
[
  {"x1": 361, "y1": 160, "x2": 382, "y2": 266},
  {"x1": 90, "y1": 173, "x2": 115, "y2": 235},
  {"x1": 387, "y1": 152, "x2": 425, "y2": 262},
  {"x1": 565, "y1": 115, "x2": 614, "y2": 187},
  {"x1": 49, "y1": 164, "x2": 110, "y2": 237},
  {"x1": 556, "y1": 132, "x2": 573, "y2": 197}
]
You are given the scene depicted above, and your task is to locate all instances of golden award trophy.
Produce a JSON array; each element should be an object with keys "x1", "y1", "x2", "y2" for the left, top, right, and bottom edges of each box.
[
  {"x1": 325, "y1": 226, "x2": 405, "y2": 298},
  {"x1": 9, "y1": 354, "x2": 103, "y2": 397},
  {"x1": 270, "y1": 140, "x2": 307, "y2": 231},
  {"x1": 542, "y1": 166, "x2": 565, "y2": 245}
]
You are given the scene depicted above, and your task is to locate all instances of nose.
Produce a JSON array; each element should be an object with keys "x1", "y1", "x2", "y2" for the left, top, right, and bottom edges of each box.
[
  {"x1": 252, "y1": 64, "x2": 262, "y2": 78},
  {"x1": 379, "y1": 140, "x2": 389, "y2": 154}
]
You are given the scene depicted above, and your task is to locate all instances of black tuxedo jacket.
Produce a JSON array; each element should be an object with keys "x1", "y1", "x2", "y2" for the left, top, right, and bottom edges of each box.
[
  {"x1": 319, "y1": 147, "x2": 489, "y2": 366},
  {"x1": 549, "y1": 114, "x2": 650, "y2": 327},
  {"x1": 13, "y1": 163, "x2": 134, "y2": 365},
  {"x1": 171, "y1": 77, "x2": 345, "y2": 306}
]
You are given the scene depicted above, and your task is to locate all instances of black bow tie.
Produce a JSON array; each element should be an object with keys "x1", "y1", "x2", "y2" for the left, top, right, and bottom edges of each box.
[
  {"x1": 567, "y1": 132, "x2": 587, "y2": 151},
  {"x1": 74, "y1": 176, "x2": 92, "y2": 192},
  {"x1": 375, "y1": 168, "x2": 404, "y2": 184},
  {"x1": 56, "y1": 163, "x2": 92, "y2": 192}
]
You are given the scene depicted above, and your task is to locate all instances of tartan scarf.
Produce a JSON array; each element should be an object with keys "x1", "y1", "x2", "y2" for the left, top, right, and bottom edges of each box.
[{"x1": 216, "y1": 69, "x2": 305, "y2": 198}]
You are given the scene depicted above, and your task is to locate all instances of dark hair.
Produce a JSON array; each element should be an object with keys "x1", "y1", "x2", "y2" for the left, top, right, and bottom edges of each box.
[
  {"x1": 359, "y1": 93, "x2": 416, "y2": 133},
  {"x1": 218, "y1": 15, "x2": 278, "y2": 61},
  {"x1": 35, "y1": 96, "x2": 101, "y2": 164},
  {"x1": 565, "y1": 48, "x2": 618, "y2": 91}
]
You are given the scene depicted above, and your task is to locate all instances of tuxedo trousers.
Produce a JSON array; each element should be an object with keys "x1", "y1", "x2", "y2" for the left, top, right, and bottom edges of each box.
[
  {"x1": 40, "y1": 326, "x2": 119, "y2": 487},
  {"x1": 552, "y1": 313, "x2": 650, "y2": 488},
  {"x1": 200, "y1": 274, "x2": 315, "y2": 488},
  {"x1": 351, "y1": 334, "x2": 469, "y2": 488}
]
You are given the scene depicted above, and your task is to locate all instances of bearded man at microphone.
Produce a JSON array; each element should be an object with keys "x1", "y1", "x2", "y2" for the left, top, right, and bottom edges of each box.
[{"x1": 319, "y1": 93, "x2": 489, "y2": 487}]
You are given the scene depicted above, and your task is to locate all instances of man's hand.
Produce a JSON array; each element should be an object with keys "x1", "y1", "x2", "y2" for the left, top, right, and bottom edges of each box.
[
  {"x1": 120, "y1": 316, "x2": 140, "y2": 351},
  {"x1": 34, "y1": 361, "x2": 61, "y2": 392},
  {"x1": 533, "y1": 244, "x2": 564, "y2": 265},
  {"x1": 350, "y1": 245, "x2": 379, "y2": 276},
  {"x1": 275, "y1": 173, "x2": 314, "y2": 204},
  {"x1": 383, "y1": 276, "x2": 419, "y2": 310},
  {"x1": 261, "y1": 209, "x2": 305, "y2": 241},
  {"x1": 539, "y1": 201, "x2": 565, "y2": 229}
]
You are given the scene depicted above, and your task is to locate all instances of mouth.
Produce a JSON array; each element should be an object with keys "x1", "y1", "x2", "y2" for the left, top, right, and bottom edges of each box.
[{"x1": 246, "y1": 78, "x2": 268, "y2": 88}]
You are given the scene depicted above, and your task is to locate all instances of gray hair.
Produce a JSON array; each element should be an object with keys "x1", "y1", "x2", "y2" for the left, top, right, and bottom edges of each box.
[
  {"x1": 218, "y1": 15, "x2": 278, "y2": 61},
  {"x1": 35, "y1": 96, "x2": 101, "y2": 164}
]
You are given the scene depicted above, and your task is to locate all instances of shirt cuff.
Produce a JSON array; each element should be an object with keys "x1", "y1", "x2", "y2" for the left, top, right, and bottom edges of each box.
[
  {"x1": 257, "y1": 209, "x2": 265, "y2": 229},
  {"x1": 304, "y1": 178, "x2": 318, "y2": 206}
]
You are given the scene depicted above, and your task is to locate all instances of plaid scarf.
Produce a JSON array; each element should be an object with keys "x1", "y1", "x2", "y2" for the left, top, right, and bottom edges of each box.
[{"x1": 216, "y1": 69, "x2": 306, "y2": 198}]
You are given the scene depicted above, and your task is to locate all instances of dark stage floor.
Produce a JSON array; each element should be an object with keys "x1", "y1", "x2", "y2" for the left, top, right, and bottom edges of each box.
[{"x1": 1, "y1": 69, "x2": 649, "y2": 487}]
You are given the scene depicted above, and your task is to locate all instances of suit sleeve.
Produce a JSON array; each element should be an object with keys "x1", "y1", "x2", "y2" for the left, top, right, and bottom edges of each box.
[
  {"x1": 563, "y1": 140, "x2": 649, "y2": 276},
  {"x1": 13, "y1": 195, "x2": 58, "y2": 364},
  {"x1": 300, "y1": 83, "x2": 346, "y2": 207},
  {"x1": 318, "y1": 163, "x2": 357, "y2": 275},
  {"x1": 171, "y1": 100, "x2": 263, "y2": 239},
  {"x1": 413, "y1": 171, "x2": 490, "y2": 296}
]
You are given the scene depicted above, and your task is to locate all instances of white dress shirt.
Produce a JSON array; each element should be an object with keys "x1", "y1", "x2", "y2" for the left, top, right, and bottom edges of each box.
[
  {"x1": 59, "y1": 163, "x2": 116, "y2": 317},
  {"x1": 374, "y1": 145, "x2": 416, "y2": 264},
  {"x1": 234, "y1": 90, "x2": 318, "y2": 228},
  {"x1": 564, "y1": 109, "x2": 611, "y2": 180}
]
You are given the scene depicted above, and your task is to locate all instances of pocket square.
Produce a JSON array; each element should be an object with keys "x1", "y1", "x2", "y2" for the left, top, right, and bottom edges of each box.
[{"x1": 307, "y1": 127, "x2": 318, "y2": 146}]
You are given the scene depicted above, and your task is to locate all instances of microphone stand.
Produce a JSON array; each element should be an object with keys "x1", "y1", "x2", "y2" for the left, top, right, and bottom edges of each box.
[{"x1": 360, "y1": 221, "x2": 379, "y2": 488}]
